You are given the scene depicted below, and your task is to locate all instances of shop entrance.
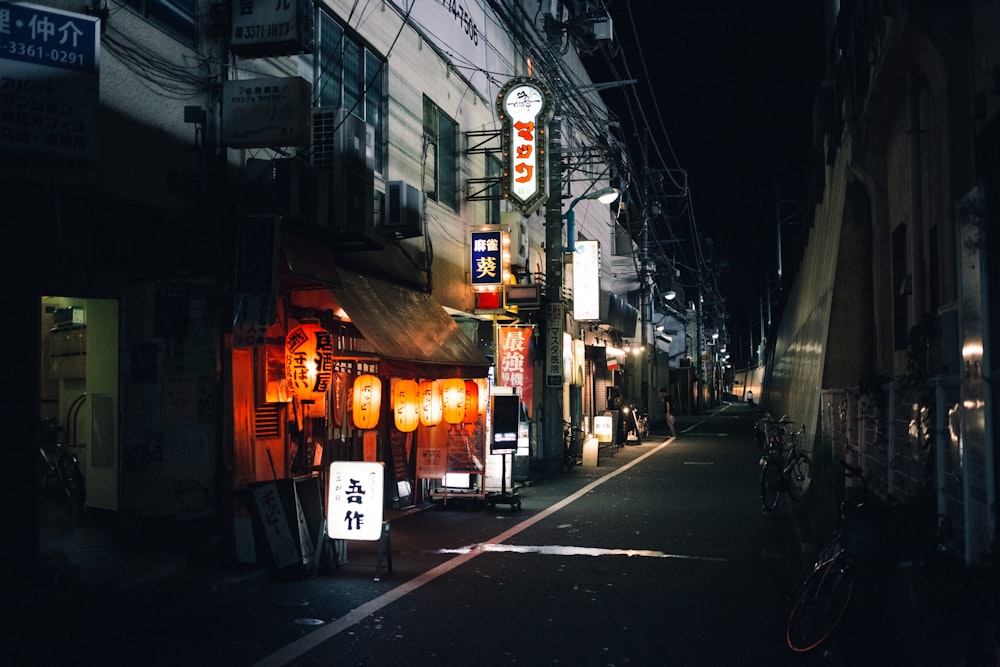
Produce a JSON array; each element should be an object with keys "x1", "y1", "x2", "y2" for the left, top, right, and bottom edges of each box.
[{"x1": 40, "y1": 296, "x2": 120, "y2": 514}]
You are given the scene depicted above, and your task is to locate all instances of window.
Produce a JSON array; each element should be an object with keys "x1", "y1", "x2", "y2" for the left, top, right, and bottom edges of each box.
[
  {"x1": 423, "y1": 96, "x2": 459, "y2": 211},
  {"x1": 315, "y1": 12, "x2": 386, "y2": 174},
  {"x1": 123, "y1": 0, "x2": 196, "y2": 43}
]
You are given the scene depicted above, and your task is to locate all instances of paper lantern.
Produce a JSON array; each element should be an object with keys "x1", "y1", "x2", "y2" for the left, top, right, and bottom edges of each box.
[
  {"x1": 285, "y1": 322, "x2": 334, "y2": 401},
  {"x1": 419, "y1": 380, "x2": 442, "y2": 426},
  {"x1": 463, "y1": 380, "x2": 480, "y2": 421},
  {"x1": 476, "y1": 378, "x2": 490, "y2": 415},
  {"x1": 441, "y1": 378, "x2": 467, "y2": 424},
  {"x1": 393, "y1": 379, "x2": 420, "y2": 433},
  {"x1": 352, "y1": 374, "x2": 382, "y2": 430}
]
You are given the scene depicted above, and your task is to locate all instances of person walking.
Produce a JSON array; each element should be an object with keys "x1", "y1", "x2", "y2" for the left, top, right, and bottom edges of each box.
[{"x1": 659, "y1": 387, "x2": 677, "y2": 437}]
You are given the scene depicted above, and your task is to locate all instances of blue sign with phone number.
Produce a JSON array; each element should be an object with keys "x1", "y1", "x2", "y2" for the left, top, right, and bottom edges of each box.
[{"x1": 0, "y1": 1, "x2": 99, "y2": 73}]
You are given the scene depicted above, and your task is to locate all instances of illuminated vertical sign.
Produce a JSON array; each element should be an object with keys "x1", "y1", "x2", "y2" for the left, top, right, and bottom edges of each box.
[
  {"x1": 471, "y1": 229, "x2": 503, "y2": 289},
  {"x1": 496, "y1": 77, "x2": 550, "y2": 215},
  {"x1": 545, "y1": 303, "x2": 564, "y2": 387},
  {"x1": 573, "y1": 240, "x2": 601, "y2": 320},
  {"x1": 498, "y1": 326, "x2": 533, "y2": 412}
]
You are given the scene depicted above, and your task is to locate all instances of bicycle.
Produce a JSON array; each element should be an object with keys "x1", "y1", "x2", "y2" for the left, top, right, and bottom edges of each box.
[
  {"x1": 39, "y1": 418, "x2": 86, "y2": 505},
  {"x1": 786, "y1": 461, "x2": 868, "y2": 653},
  {"x1": 754, "y1": 411, "x2": 792, "y2": 453},
  {"x1": 563, "y1": 421, "x2": 583, "y2": 469},
  {"x1": 759, "y1": 422, "x2": 810, "y2": 511}
]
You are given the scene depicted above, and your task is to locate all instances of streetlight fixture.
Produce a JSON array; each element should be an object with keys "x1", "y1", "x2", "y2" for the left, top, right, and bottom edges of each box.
[{"x1": 563, "y1": 186, "x2": 620, "y2": 252}]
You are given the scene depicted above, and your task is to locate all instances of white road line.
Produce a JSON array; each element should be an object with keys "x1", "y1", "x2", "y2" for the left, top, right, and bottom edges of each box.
[
  {"x1": 253, "y1": 439, "x2": 675, "y2": 666},
  {"x1": 438, "y1": 543, "x2": 727, "y2": 561}
]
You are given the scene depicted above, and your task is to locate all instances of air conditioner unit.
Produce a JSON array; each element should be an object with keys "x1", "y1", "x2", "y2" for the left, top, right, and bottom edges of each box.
[
  {"x1": 310, "y1": 107, "x2": 378, "y2": 246},
  {"x1": 382, "y1": 181, "x2": 422, "y2": 239},
  {"x1": 244, "y1": 158, "x2": 326, "y2": 227},
  {"x1": 272, "y1": 158, "x2": 328, "y2": 226}
]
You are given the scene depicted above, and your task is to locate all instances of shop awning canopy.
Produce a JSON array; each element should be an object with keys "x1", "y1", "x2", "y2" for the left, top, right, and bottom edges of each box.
[{"x1": 330, "y1": 269, "x2": 491, "y2": 379}]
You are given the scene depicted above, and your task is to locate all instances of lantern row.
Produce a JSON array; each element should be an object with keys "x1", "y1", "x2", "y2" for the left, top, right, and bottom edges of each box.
[{"x1": 285, "y1": 322, "x2": 487, "y2": 431}]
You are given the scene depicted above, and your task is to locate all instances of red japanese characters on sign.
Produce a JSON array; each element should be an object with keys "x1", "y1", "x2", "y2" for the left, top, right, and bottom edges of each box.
[{"x1": 496, "y1": 77, "x2": 550, "y2": 215}]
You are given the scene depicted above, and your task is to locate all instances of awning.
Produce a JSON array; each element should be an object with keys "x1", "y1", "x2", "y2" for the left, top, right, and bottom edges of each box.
[{"x1": 330, "y1": 269, "x2": 491, "y2": 379}]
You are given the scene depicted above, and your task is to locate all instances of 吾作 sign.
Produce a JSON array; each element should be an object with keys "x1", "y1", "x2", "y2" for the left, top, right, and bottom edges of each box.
[{"x1": 327, "y1": 461, "x2": 384, "y2": 541}]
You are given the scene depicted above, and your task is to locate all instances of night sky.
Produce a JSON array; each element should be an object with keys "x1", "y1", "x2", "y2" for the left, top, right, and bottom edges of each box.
[{"x1": 596, "y1": 1, "x2": 827, "y2": 363}]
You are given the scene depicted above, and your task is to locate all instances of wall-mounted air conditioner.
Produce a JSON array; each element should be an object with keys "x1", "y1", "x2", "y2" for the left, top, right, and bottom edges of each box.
[
  {"x1": 272, "y1": 158, "x2": 328, "y2": 227},
  {"x1": 309, "y1": 107, "x2": 378, "y2": 246},
  {"x1": 382, "y1": 181, "x2": 422, "y2": 239}
]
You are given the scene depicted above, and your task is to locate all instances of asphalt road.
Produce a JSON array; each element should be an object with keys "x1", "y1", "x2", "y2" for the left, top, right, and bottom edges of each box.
[{"x1": 14, "y1": 404, "x2": 852, "y2": 666}]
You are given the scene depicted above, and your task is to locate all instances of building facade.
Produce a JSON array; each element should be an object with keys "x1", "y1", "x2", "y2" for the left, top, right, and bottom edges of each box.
[
  {"x1": 762, "y1": 0, "x2": 998, "y2": 566},
  {"x1": 4, "y1": 0, "x2": 651, "y2": 576}
]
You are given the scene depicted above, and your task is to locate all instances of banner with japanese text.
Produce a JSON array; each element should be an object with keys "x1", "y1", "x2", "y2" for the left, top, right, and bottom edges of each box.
[{"x1": 498, "y1": 326, "x2": 533, "y2": 416}]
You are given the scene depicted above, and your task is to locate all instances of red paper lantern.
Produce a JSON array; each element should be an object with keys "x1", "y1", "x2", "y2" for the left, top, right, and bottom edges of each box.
[
  {"x1": 285, "y1": 322, "x2": 334, "y2": 401},
  {"x1": 463, "y1": 380, "x2": 480, "y2": 421},
  {"x1": 352, "y1": 374, "x2": 382, "y2": 430},
  {"x1": 393, "y1": 379, "x2": 420, "y2": 433},
  {"x1": 419, "y1": 380, "x2": 442, "y2": 426}
]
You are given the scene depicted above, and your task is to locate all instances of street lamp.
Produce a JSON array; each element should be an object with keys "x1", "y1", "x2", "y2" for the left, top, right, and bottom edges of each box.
[{"x1": 563, "y1": 186, "x2": 620, "y2": 252}]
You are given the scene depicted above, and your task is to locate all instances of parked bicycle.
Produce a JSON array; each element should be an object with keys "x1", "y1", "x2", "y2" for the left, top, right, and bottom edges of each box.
[
  {"x1": 759, "y1": 420, "x2": 810, "y2": 511},
  {"x1": 563, "y1": 421, "x2": 583, "y2": 469},
  {"x1": 39, "y1": 418, "x2": 86, "y2": 505},
  {"x1": 754, "y1": 411, "x2": 793, "y2": 454},
  {"x1": 786, "y1": 461, "x2": 869, "y2": 652}
]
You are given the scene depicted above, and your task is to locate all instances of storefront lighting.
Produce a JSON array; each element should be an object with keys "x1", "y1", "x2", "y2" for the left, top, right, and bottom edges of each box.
[
  {"x1": 393, "y1": 379, "x2": 420, "y2": 433},
  {"x1": 464, "y1": 380, "x2": 480, "y2": 421},
  {"x1": 285, "y1": 320, "x2": 333, "y2": 404},
  {"x1": 419, "y1": 379, "x2": 443, "y2": 426},
  {"x1": 442, "y1": 378, "x2": 467, "y2": 424},
  {"x1": 352, "y1": 374, "x2": 382, "y2": 430}
]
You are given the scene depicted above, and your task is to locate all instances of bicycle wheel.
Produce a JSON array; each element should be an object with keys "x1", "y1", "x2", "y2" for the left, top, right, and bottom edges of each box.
[
  {"x1": 57, "y1": 452, "x2": 86, "y2": 504},
  {"x1": 760, "y1": 459, "x2": 782, "y2": 511},
  {"x1": 786, "y1": 556, "x2": 854, "y2": 652},
  {"x1": 788, "y1": 453, "x2": 811, "y2": 502}
]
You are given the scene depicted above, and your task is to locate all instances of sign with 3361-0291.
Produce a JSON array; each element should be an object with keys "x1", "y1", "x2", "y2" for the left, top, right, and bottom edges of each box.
[{"x1": 0, "y1": 1, "x2": 99, "y2": 73}]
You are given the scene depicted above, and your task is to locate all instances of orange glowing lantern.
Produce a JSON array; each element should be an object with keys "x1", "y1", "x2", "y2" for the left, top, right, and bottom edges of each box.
[
  {"x1": 476, "y1": 378, "x2": 490, "y2": 415},
  {"x1": 419, "y1": 380, "x2": 442, "y2": 426},
  {"x1": 393, "y1": 379, "x2": 420, "y2": 433},
  {"x1": 285, "y1": 321, "x2": 334, "y2": 401},
  {"x1": 463, "y1": 380, "x2": 480, "y2": 421},
  {"x1": 352, "y1": 374, "x2": 382, "y2": 430},
  {"x1": 441, "y1": 378, "x2": 466, "y2": 424}
]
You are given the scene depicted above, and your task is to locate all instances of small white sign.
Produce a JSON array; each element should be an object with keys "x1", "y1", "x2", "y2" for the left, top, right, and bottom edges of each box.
[
  {"x1": 594, "y1": 415, "x2": 613, "y2": 443},
  {"x1": 327, "y1": 461, "x2": 384, "y2": 541}
]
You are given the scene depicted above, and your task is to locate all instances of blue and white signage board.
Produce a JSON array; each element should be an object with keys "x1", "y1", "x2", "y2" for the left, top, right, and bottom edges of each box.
[
  {"x1": 327, "y1": 461, "x2": 384, "y2": 541},
  {"x1": 0, "y1": 1, "x2": 100, "y2": 159},
  {"x1": 471, "y1": 229, "x2": 503, "y2": 288}
]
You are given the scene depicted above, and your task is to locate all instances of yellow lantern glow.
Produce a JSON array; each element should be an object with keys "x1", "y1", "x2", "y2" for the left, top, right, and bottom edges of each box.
[
  {"x1": 285, "y1": 321, "x2": 334, "y2": 401},
  {"x1": 393, "y1": 379, "x2": 420, "y2": 433},
  {"x1": 463, "y1": 380, "x2": 479, "y2": 421},
  {"x1": 441, "y1": 378, "x2": 466, "y2": 425},
  {"x1": 419, "y1": 380, "x2": 442, "y2": 426},
  {"x1": 352, "y1": 374, "x2": 382, "y2": 430}
]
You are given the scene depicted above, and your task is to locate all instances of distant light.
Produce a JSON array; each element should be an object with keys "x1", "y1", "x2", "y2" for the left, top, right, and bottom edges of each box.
[{"x1": 664, "y1": 290, "x2": 677, "y2": 301}]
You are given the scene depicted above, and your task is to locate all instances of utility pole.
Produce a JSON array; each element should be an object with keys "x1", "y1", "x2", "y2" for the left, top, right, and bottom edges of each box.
[{"x1": 542, "y1": 13, "x2": 565, "y2": 474}]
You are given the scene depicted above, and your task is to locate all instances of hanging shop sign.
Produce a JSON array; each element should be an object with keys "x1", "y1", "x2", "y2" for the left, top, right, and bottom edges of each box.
[
  {"x1": 221, "y1": 76, "x2": 310, "y2": 148},
  {"x1": 0, "y1": 1, "x2": 100, "y2": 160},
  {"x1": 496, "y1": 77, "x2": 550, "y2": 215},
  {"x1": 230, "y1": 0, "x2": 314, "y2": 57},
  {"x1": 498, "y1": 326, "x2": 533, "y2": 415},
  {"x1": 470, "y1": 228, "x2": 509, "y2": 290},
  {"x1": 327, "y1": 461, "x2": 384, "y2": 541},
  {"x1": 573, "y1": 240, "x2": 601, "y2": 321},
  {"x1": 545, "y1": 303, "x2": 564, "y2": 387}
]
